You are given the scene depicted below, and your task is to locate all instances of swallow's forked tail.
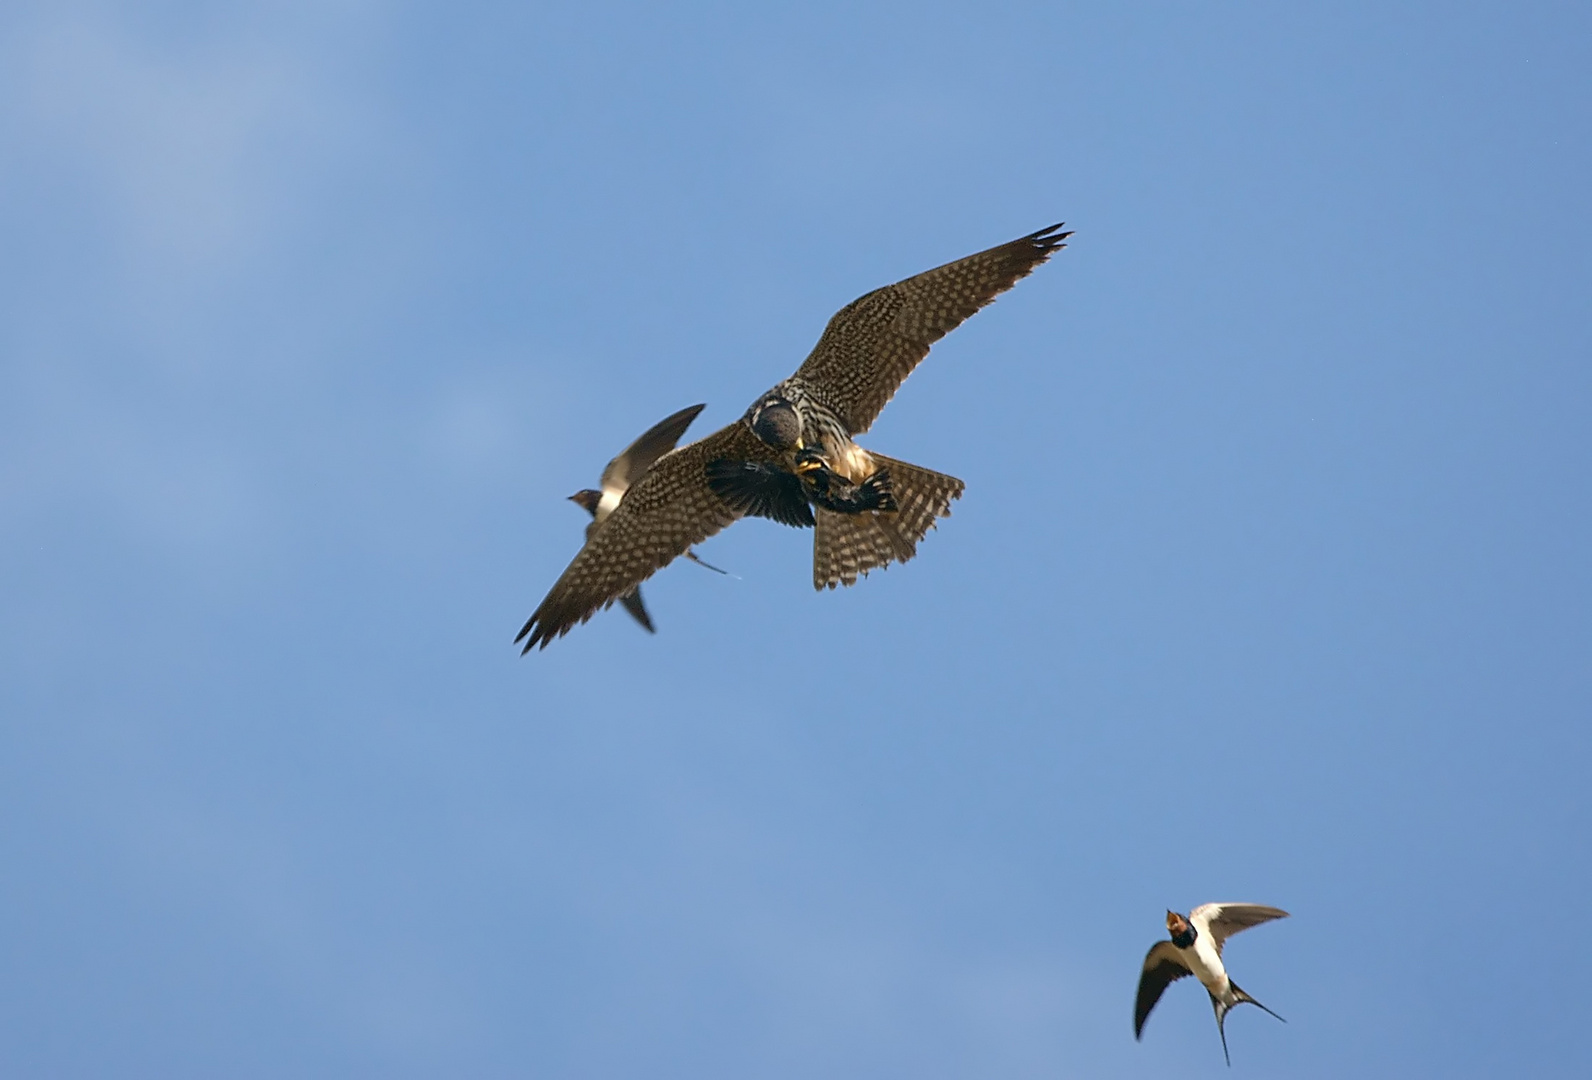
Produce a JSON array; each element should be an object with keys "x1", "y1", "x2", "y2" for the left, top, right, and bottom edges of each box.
[
  {"x1": 1212, "y1": 981, "x2": 1285, "y2": 1066},
  {"x1": 618, "y1": 588, "x2": 655, "y2": 633},
  {"x1": 812, "y1": 454, "x2": 964, "y2": 590},
  {"x1": 683, "y1": 549, "x2": 729, "y2": 575}
]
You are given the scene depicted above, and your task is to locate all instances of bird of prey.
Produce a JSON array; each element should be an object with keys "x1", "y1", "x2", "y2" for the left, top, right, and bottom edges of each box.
[
  {"x1": 1134, "y1": 903, "x2": 1290, "y2": 1066},
  {"x1": 566, "y1": 402, "x2": 725, "y2": 633},
  {"x1": 516, "y1": 222, "x2": 1071, "y2": 652}
]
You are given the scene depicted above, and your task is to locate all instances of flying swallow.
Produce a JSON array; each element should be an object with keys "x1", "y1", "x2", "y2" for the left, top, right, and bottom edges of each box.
[
  {"x1": 516, "y1": 223, "x2": 1070, "y2": 651},
  {"x1": 565, "y1": 403, "x2": 722, "y2": 633},
  {"x1": 1134, "y1": 903, "x2": 1289, "y2": 1065}
]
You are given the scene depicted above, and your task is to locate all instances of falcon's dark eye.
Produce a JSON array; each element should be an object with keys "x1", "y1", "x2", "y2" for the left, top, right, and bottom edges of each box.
[{"x1": 750, "y1": 399, "x2": 802, "y2": 449}]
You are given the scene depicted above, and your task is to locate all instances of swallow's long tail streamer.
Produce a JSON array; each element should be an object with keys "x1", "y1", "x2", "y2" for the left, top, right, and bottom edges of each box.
[
  {"x1": 683, "y1": 550, "x2": 730, "y2": 575},
  {"x1": 1213, "y1": 982, "x2": 1285, "y2": 1067}
]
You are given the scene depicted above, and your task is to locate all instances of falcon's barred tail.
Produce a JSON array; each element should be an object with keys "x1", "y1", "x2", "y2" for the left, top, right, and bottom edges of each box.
[
  {"x1": 872, "y1": 454, "x2": 965, "y2": 542},
  {"x1": 813, "y1": 507, "x2": 906, "y2": 590},
  {"x1": 812, "y1": 455, "x2": 964, "y2": 589}
]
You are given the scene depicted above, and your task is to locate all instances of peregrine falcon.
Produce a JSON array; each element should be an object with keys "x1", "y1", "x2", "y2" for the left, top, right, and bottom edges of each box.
[
  {"x1": 516, "y1": 222, "x2": 1070, "y2": 652},
  {"x1": 566, "y1": 402, "x2": 719, "y2": 633}
]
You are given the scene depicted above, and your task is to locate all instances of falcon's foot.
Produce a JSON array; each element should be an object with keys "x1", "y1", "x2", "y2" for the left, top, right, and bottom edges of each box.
[{"x1": 795, "y1": 450, "x2": 898, "y2": 514}]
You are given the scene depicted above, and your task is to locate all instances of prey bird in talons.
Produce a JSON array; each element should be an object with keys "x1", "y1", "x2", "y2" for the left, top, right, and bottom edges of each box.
[
  {"x1": 516, "y1": 222, "x2": 1071, "y2": 652},
  {"x1": 1134, "y1": 903, "x2": 1290, "y2": 1066}
]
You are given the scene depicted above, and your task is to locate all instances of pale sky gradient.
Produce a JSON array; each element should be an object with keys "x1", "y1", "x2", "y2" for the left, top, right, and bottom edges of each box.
[{"x1": 2, "y1": 2, "x2": 1589, "y2": 1077}]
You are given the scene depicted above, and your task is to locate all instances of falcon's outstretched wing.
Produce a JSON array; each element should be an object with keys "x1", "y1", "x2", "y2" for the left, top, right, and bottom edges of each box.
[
  {"x1": 1135, "y1": 941, "x2": 1193, "y2": 1039},
  {"x1": 516, "y1": 422, "x2": 774, "y2": 651},
  {"x1": 1190, "y1": 904, "x2": 1291, "y2": 955},
  {"x1": 794, "y1": 223, "x2": 1071, "y2": 435}
]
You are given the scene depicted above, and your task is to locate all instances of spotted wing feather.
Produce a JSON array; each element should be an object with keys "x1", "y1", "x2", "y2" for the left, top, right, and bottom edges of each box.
[
  {"x1": 516, "y1": 422, "x2": 773, "y2": 651},
  {"x1": 794, "y1": 223, "x2": 1071, "y2": 434}
]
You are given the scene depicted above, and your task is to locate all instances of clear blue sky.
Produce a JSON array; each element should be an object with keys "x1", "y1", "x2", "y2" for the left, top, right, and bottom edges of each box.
[{"x1": 3, "y1": 2, "x2": 1589, "y2": 1076}]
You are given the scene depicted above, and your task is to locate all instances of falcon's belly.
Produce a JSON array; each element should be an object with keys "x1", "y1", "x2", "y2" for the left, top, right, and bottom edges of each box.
[
  {"x1": 771, "y1": 377, "x2": 880, "y2": 483},
  {"x1": 821, "y1": 436, "x2": 878, "y2": 484}
]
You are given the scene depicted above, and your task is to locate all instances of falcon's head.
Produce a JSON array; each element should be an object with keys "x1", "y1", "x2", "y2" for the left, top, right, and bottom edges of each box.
[
  {"x1": 568, "y1": 489, "x2": 602, "y2": 517},
  {"x1": 747, "y1": 395, "x2": 803, "y2": 451}
]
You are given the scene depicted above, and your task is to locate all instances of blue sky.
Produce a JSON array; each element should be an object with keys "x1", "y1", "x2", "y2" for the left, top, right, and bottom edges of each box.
[{"x1": 2, "y1": 2, "x2": 1589, "y2": 1076}]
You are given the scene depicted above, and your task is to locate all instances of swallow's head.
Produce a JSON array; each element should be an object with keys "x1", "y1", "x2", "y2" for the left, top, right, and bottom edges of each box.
[
  {"x1": 1166, "y1": 911, "x2": 1197, "y2": 948},
  {"x1": 748, "y1": 396, "x2": 803, "y2": 451},
  {"x1": 568, "y1": 489, "x2": 602, "y2": 516}
]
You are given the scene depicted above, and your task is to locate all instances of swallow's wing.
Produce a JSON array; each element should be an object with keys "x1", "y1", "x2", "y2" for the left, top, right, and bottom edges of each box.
[
  {"x1": 516, "y1": 421, "x2": 772, "y2": 651},
  {"x1": 792, "y1": 223, "x2": 1070, "y2": 435},
  {"x1": 1190, "y1": 903, "x2": 1290, "y2": 955},
  {"x1": 599, "y1": 403, "x2": 707, "y2": 497},
  {"x1": 1135, "y1": 941, "x2": 1193, "y2": 1039},
  {"x1": 703, "y1": 460, "x2": 815, "y2": 528},
  {"x1": 617, "y1": 588, "x2": 654, "y2": 633}
]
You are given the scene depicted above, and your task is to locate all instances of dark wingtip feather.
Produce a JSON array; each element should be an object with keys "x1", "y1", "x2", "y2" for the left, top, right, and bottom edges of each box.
[
  {"x1": 1028, "y1": 223, "x2": 1072, "y2": 254},
  {"x1": 515, "y1": 611, "x2": 563, "y2": 654}
]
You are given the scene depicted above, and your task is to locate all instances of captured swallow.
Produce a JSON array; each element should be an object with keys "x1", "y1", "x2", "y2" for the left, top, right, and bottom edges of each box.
[
  {"x1": 791, "y1": 446, "x2": 897, "y2": 514},
  {"x1": 1134, "y1": 903, "x2": 1289, "y2": 1066},
  {"x1": 565, "y1": 403, "x2": 722, "y2": 634},
  {"x1": 516, "y1": 223, "x2": 1070, "y2": 652}
]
